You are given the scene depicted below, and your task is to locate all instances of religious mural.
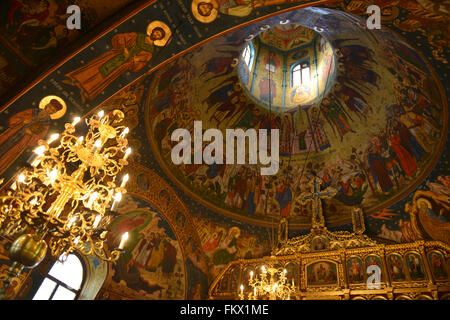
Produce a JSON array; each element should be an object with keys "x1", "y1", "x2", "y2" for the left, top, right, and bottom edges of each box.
[
  {"x1": 192, "y1": 213, "x2": 271, "y2": 279},
  {"x1": 0, "y1": 0, "x2": 138, "y2": 102},
  {"x1": 103, "y1": 194, "x2": 186, "y2": 300},
  {"x1": 306, "y1": 261, "x2": 338, "y2": 286},
  {"x1": 0, "y1": 95, "x2": 66, "y2": 175},
  {"x1": 144, "y1": 7, "x2": 447, "y2": 230}
]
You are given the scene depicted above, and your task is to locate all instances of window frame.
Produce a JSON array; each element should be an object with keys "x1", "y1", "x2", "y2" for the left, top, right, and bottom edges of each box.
[
  {"x1": 33, "y1": 253, "x2": 86, "y2": 300},
  {"x1": 242, "y1": 42, "x2": 255, "y2": 71},
  {"x1": 291, "y1": 60, "x2": 311, "y2": 87}
]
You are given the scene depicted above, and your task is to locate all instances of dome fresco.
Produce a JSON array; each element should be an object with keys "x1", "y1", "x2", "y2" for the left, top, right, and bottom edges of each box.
[
  {"x1": 238, "y1": 23, "x2": 337, "y2": 109},
  {"x1": 145, "y1": 8, "x2": 447, "y2": 229}
]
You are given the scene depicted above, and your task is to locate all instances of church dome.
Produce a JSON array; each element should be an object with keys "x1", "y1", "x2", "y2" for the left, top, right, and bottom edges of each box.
[
  {"x1": 238, "y1": 23, "x2": 337, "y2": 110},
  {"x1": 145, "y1": 7, "x2": 447, "y2": 229}
]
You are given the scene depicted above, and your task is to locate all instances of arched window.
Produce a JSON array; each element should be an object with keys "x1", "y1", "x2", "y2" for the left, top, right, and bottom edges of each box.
[
  {"x1": 32, "y1": 254, "x2": 85, "y2": 300},
  {"x1": 292, "y1": 62, "x2": 310, "y2": 87},
  {"x1": 242, "y1": 42, "x2": 255, "y2": 71}
]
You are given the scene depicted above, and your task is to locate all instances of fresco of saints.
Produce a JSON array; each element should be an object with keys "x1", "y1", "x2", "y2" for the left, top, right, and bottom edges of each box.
[
  {"x1": 320, "y1": 97, "x2": 354, "y2": 141},
  {"x1": 0, "y1": 95, "x2": 66, "y2": 175},
  {"x1": 259, "y1": 77, "x2": 276, "y2": 105},
  {"x1": 275, "y1": 178, "x2": 292, "y2": 218},
  {"x1": 213, "y1": 227, "x2": 240, "y2": 266},
  {"x1": 63, "y1": 21, "x2": 171, "y2": 101},
  {"x1": 191, "y1": 0, "x2": 313, "y2": 21}
]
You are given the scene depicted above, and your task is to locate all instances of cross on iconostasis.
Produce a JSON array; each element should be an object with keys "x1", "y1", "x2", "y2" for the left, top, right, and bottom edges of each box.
[{"x1": 298, "y1": 176, "x2": 337, "y2": 230}]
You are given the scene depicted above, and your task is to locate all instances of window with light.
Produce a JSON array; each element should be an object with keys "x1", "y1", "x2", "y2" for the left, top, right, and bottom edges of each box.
[
  {"x1": 292, "y1": 62, "x2": 310, "y2": 87},
  {"x1": 32, "y1": 254, "x2": 85, "y2": 300},
  {"x1": 242, "y1": 43, "x2": 254, "y2": 71}
]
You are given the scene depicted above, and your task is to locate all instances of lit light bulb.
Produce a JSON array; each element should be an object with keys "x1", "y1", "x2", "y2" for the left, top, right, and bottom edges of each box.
[
  {"x1": 47, "y1": 133, "x2": 59, "y2": 144},
  {"x1": 30, "y1": 145, "x2": 46, "y2": 166},
  {"x1": 283, "y1": 269, "x2": 287, "y2": 274},
  {"x1": 120, "y1": 174, "x2": 129, "y2": 188},
  {"x1": 111, "y1": 192, "x2": 122, "y2": 211},
  {"x1": 72, "y1": 117, "x2": 81, "y2": 126},
  {"x1": 48, "y1": 169, "x2": 58, "y2": 183},
  {"x1": 120, "y1": 127, "x2": 129, "y2": 138},
  {"x1": 93, "y1": 214, "x2": 102, "y2": 228},
  {"x1": 119, "y1": 232, "x2": 128, "y2": 249},
  {"x1": 93, "y1": 139, "x2": 102, "y2": 152},
  {"x1": 123, "y1": 148, "x2": 131, "y2": 160},
  {"x1": 88, "y1": 191, "x2": 99, "y2": 207},
  {"x1": 240, "y1": 284, "x2": 244, "y2": 295},
  {"x1": 67, "y1": 215, "x2": 77, "y2": 228},
  {"x1": 34, "y1": 145, "x2": 46, "y2": 156},
  {"x1": 250, "y1": 271, "x2": 253, "y2": 280},
  {"x1": 98, "y1": 110, "x2": 104, "y2": 118},
  {"x1": 17, "y1": 173, "x2": 25, "y2": 184}
]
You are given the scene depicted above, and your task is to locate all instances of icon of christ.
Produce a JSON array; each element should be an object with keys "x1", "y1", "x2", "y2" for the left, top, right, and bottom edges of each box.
[{"x1": 63, "y1": 21, "x2": 172, "y2": 102}]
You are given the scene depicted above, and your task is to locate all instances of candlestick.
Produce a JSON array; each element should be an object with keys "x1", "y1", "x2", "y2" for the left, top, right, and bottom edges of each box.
[
  {"x1": 47, "y1": 133, "x2": 59, "y2": 144},
  {"x1": 93, "y1": 214, "x2": 102, "y2": 228},
  {"x1": 88, "y1": 191, "x2": 98, "y2": 208},
  {"x1": 93, "y1": 139, "x2": 102, "y2": 152},
  {"x1": 120, "y1": 127, "x2": 129, "y2": 138},
  {"x1": 72, "y1": 117, "x2": 81, "y2": 126},
  {"x1": 67, "y1": 216, "x2": 77, "y2": 228},
  {"x1": 111, "y1": 192, "x2": 122, "y2": 212},
  {"x1": 120, "y1": 174, "x2": 129, "y2": 188},
  {"x1": 47, "y1": 169, "x2": 58, "y2": 184},
  {"x1": 29, "y1": 145, "x2": 46, "y2": 166},
  {"x1": 123, "y1": 148, "x2": 131, "y2": 160},
  {"x1": 119, "y1": 232, "x2": 128, "y2": 249}
]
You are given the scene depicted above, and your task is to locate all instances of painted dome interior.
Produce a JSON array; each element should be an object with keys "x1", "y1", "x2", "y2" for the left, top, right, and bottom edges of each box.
[{"x1": 238, "y1": 23, "x2": 337, "y2": 110}]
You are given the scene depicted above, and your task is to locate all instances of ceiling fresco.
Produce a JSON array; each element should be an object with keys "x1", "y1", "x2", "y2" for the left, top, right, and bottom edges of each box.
[
  {"x1": 145, "y1": 7, "x2": 447, "y2": 229},
  {"x1": 239, "y1": 24, "x2": 337, "y2": 109},
  {"x1": 258, "y1": 24, "x2": 318, "y2": 51},
  {"x1": 0, "y1": 0, "x2": 139, "y2": 100},
  {"x1": 0, "y1": 0, "x2": 448, "y2": 299}
]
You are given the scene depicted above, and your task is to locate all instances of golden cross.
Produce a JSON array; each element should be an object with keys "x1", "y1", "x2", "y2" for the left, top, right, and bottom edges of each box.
[{"x1": 298, "y1": 176, "x2": 337, "y2": 229}]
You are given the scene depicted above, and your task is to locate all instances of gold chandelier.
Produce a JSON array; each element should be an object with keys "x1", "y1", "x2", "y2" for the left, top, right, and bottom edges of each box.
[
  {"x1": 0, "y1": 108, "x2": 131, "y2": 298},
  {"x1": 239, "y1": 265, "x2": 296, "y2": 300}
]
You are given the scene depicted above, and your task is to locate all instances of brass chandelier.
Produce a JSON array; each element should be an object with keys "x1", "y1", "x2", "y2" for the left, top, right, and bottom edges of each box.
[
  {"x1": 239, "y1": 265, "x2": 296, "y2": 300},
  {"x1": 0, "y1": 107, "x2": 131, "y2": 298}
]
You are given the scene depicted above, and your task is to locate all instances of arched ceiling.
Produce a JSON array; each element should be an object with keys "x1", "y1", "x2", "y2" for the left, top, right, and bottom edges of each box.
[
  {"x1": 0, "y1": 2, "x2": 448, "y2": 293},
  {"x1": 258, "y1": 24, "x2": 318, "y2": 51},
  {"x1": 144, "y1": 7, "x2": 447, "y2": 229}
]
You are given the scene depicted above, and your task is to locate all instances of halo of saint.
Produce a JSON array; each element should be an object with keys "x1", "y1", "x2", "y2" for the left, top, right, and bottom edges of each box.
[{"x1": 191, "y1": 0, "x2": 219, "y2": 23}]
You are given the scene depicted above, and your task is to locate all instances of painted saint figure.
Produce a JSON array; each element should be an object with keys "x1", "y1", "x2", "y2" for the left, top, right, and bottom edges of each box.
[
  {"x1": 0, "y1": 96, "x2": 66, "y2": 175},
  {"x1": 191, "y1": 0, "x2": 317, "y2": 21},
  {"x1": 64, "y1": 21, "x2": 171, "y2": 101}
]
